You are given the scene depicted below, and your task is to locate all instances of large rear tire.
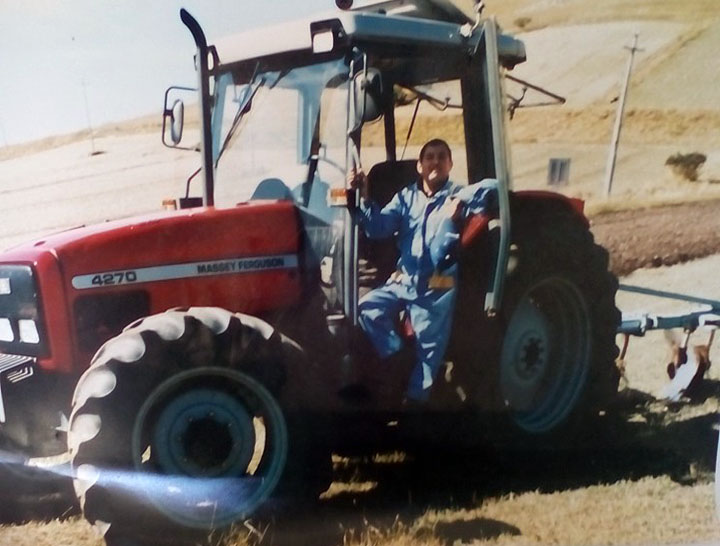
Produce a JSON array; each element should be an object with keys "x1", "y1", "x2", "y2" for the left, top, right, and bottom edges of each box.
[
  {"x1": 68, "y1": 307, "x2": 329, "y2": 545},
  {"x1": 497, "y1": 203, "x2": 620, "y2": 437}
]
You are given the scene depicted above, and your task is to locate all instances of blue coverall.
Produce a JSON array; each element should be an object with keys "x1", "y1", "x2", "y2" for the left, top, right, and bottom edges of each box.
[{"x1": 358, "y1": 178, "x2": 496, "y2": 402}]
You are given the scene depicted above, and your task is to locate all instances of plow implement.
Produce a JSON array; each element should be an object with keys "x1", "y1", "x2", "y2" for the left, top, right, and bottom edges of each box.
[{"x1": 617, "y1": 283, "x2": 720, "y2": 401}]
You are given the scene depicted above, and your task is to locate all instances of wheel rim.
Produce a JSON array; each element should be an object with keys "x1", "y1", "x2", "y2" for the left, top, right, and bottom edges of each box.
[
  {"x1": 131, "y1": 368, "x2": 287, "y2": 529},
  {"x1": 500, "y1": 277, "x2": 591, "y2": 434},
  {"x1": 152, "y1": 388, "x2": 256, "y2": 477}
]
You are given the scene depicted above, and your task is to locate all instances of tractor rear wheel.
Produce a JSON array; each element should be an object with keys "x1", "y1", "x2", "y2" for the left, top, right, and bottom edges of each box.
[
  {"x1": 497, "y1": 203, "x2": 620, "y2": 437},
  {"x1": 68, "y1": 307, "x2": 329, "y2": 545}
]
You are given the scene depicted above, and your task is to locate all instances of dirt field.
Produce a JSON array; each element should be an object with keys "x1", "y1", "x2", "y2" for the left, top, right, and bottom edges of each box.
[{"x1": 592, "y1": 200, "x2": 720, "y2": 276}]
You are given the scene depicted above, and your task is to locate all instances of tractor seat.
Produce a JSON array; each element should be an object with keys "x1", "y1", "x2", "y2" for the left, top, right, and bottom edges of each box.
[
  {"x1": 365, "y1": 159, "x2": 418, "y2": 207},
  {"x1": 359, "y1": 160, "x2": 418, "y2": 293}
]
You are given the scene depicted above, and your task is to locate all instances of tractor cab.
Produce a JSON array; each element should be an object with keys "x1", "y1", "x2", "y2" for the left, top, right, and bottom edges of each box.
[{"x1": 165, "y1": 1, "x2": 526, "y2": 333}]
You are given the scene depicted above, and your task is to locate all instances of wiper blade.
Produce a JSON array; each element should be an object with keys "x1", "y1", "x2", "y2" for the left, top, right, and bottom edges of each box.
[{"x1": 215, "y1": 75, "x2": 265, "y2": 163}]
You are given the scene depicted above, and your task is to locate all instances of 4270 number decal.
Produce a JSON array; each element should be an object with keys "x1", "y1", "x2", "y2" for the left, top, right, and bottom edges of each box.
[
  {"x1": 90, "y1": 271, "x2": 138, "y2": 286},
  {"x1": 72, "y1": 253, "x2": 298, "y2": 290}
]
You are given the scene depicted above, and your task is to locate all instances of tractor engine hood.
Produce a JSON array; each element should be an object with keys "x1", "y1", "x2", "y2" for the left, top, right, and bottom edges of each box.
[
  {"x1": 0, "y1": 201, "x2": 303, "y2": 373},
  {"x1": 3, "y1": 202, "x2": 302, "y2": 285}
]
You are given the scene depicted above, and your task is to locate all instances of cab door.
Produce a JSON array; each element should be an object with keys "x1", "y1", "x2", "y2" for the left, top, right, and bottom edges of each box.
[{"x1": 463, "y1": 18, "x2": 513, "y2": 314}]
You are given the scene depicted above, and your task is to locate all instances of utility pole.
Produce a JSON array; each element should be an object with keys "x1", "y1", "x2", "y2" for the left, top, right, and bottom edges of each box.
[
  {"x1": 0, "y1": 118, "x2": 7, "y2": 148},
  {"x1": 603, "y1": 33, "x2": 642, "y2": 197},
  {"x1": 81, "y1": 78, "x2": 98, "y2": 156}
]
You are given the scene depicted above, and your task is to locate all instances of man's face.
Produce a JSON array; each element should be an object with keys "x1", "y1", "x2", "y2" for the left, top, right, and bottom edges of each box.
[{"x1": 417, "y1": 144, "x2": 453, "y2": 192}]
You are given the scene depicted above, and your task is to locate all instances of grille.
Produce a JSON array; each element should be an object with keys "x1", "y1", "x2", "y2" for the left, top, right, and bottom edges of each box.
[{"x1": 0, "y1": 353, "x2": 35, "y2": 373}]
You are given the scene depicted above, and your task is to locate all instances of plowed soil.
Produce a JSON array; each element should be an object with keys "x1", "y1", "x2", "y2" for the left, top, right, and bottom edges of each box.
[{"x1": 591, "y1": 198, "x2": 720, "y2": 276}]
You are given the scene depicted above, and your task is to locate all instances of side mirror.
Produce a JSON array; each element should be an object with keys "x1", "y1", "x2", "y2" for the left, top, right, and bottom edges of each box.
[
  {"x1": 162, "y1": 86, "x2": 197, "y2": 149},
  {"x1": 351, "y1": 69, "x2": 383, "y2": 131},
  {"x1": 169, "y1": 100, "x2": 184, "y2": 144}
]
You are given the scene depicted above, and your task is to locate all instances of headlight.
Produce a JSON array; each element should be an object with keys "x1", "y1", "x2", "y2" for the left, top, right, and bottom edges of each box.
[
  {"x1": 0, "y1": 318, "x2": 13, "y2": 342},
  {"x1": 0, "y1": 265, "x2": 46, "y2": 356},
  {"x1": 18, "y1": 319, "x2": 39, "y2": 344}
]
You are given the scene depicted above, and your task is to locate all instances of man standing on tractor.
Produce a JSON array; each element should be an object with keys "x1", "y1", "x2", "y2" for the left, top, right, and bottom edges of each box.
[{"x1": 350, "y1": 138, "x2": 490, "y2": 404}]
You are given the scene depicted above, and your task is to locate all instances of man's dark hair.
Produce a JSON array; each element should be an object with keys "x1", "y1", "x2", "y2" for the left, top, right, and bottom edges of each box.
[{"x1": 419, "y1": 138, "x2": 452, "y2": 161}]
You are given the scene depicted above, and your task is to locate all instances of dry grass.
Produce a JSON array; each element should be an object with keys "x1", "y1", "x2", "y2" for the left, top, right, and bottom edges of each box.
[
  {"x1": 510, "y1": 108, "x2": 720, "y2": 147},
  {"x1": 367, "y1": 107, "x2": 720, "y2": 149},
  {"x1": 0, "y1": 106, "x2": 201, "y2": 162},
  {"x1": 0, "y1": 518, "x2": 102, "y2": 546},
  {"x1": 584, "y1": 188, "x2": 720, "y2": 217},
  {"x1": 0, "y1": 116, "x2": 161, "y2": 162},
  {"x1": 452, "y1": 478, "x2": 718, "y2": 545},
  {"x1": 336, "y1": 477, "x2": 719, "y2": 546},
  {"x1": 6, "y1": 477, "x2": 717, "y2": 546},
  {"x1": 343, "y1": 517, "x2": 444, "y2": 546}
]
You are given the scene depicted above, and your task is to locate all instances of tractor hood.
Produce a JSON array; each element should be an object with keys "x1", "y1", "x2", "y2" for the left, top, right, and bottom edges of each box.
[
  {"x1": 1, "y1": 202, "x2": 301, "y2": 275},
  {"x1": 0, "y1": 201, "x2": 305, "y2": 374},
  {"x1": 0, "y1": 200, "x2": 303, "y2": 328}
]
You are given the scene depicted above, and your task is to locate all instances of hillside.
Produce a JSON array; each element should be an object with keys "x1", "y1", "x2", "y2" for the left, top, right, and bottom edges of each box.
[{"x1": 496, "y1": 0, "x2": 720, "y2": 206}]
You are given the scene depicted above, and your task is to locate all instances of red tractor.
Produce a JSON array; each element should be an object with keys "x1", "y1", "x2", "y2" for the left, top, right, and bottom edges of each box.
[{"x1": 0, "y1": 1, "x2": 619, "y2": 543}]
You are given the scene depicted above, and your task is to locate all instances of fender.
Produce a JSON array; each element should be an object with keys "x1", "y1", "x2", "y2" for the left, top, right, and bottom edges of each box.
[
  {"x1": 460, "y1": 190, "x2": 587, "y2": 250},
  {"x1": 512, "y1": 190, "x2": 588, "y2": 227}
]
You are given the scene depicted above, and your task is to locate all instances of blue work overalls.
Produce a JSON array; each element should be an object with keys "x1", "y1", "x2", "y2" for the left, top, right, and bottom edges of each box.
[{"x1": 357, "y1": 178, "x2": 497, "y2": 401}]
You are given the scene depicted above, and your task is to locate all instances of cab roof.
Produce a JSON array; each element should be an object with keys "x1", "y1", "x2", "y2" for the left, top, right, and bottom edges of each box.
[{"x1": 211, "y1": 10, "x2": 526, "y2": 70}]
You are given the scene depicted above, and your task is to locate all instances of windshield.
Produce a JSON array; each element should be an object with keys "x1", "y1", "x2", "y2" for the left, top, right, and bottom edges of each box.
[{"x1": 211, "y1": 58, "x2": 350, "y2": 217}]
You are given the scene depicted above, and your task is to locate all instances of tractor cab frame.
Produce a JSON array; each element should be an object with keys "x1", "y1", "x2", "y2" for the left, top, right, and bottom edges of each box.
[{"x1": 165, "y1": 5, "x2": 527, "y2": 343}]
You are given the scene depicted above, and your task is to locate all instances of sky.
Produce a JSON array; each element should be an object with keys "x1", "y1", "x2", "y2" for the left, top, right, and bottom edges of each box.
[{"x1": 0, "y1": 0, "x2": 336, "y2": 145}]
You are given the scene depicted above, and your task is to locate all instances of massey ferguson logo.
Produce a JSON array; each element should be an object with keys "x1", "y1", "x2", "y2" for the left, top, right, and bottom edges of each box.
[
  {"x1": 71, "y1": 254, "x2": 298, "y2": 290},
  {"x1": 196, "y1": 257, "x2": 286, "y2": 274}
]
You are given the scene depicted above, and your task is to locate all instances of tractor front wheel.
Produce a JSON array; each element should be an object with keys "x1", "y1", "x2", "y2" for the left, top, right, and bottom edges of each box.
[{"x1": 68, "y1": 307, "x2": 324, "y2": 545}]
